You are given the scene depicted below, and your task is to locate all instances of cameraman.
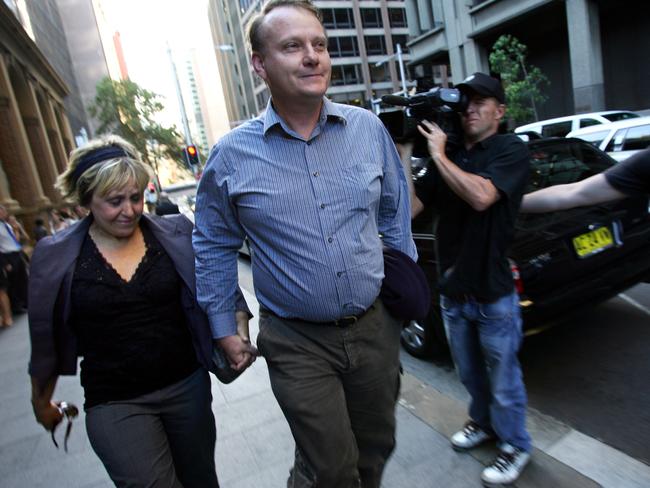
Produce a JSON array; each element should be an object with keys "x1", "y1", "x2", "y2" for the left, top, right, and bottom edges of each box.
[{"x1": 402, "y1": 73, "x2": 531, "y2": 485}]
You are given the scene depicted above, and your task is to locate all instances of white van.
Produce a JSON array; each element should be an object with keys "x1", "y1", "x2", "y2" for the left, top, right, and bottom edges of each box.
[
  {"x1": 566, "y1": 116, "x2": 650, "y2": 162},
  {"x1": 515, "y1": 111, "x2": 639, "y2": 137}
]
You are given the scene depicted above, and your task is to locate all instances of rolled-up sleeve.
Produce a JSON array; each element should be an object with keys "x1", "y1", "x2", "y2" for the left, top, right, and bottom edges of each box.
[
  {"x1": 192, "y1": 145, "x2": 248, "y2": 339},
  {"x1": 377, "y1": 126, "x2": 418, "y2": 261}
]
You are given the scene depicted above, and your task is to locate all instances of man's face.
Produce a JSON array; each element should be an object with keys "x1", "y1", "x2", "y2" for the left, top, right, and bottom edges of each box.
[
  {"x1": 461, "y1": 93, "x2": 504, "y2": 143},
  {"x1": 252, "y1": 6, "x2": 331, "y2": 105}
]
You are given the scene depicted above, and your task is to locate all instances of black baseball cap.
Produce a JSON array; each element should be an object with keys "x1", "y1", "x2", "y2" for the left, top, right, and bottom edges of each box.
[{"x1": 456, "y1": 72, "x2": 506, "y2": 104}]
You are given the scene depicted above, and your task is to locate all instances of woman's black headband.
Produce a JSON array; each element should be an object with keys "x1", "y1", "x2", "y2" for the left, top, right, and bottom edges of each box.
[{"x1": 71, "y1": 145, "x2": 130, "y2": 185}]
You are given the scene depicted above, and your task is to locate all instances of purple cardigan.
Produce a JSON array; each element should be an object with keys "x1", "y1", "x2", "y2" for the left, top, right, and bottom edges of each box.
[{"x1": 28, "y1": 213, "x2": 242, "y2": 384}]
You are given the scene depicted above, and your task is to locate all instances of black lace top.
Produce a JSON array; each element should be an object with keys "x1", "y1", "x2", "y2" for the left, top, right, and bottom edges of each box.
[{"x1": 70, "y1": 222, "x2": 199, "y2": 409}]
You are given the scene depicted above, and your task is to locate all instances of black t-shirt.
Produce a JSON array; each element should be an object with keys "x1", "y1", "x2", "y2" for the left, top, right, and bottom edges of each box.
[
  {"x1": 605, "y1": 148, "x2": 650, "y2": 196},
  {"x1": 415, "y1": 133, "x2": 530, "y2": 301},
  {"x1": 70, "y1": 222, "x2": 199, "y2": 409}
]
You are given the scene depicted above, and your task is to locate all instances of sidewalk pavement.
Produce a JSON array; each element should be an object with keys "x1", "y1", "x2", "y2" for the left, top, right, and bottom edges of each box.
[{"x1": 1, "y1": 288, "x2": 649, "y2": 488}]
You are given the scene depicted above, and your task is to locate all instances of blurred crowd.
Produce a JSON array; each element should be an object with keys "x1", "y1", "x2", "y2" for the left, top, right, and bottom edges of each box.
[{"x1": 0, "y1": 204, "x2": 88, "y2": 328}]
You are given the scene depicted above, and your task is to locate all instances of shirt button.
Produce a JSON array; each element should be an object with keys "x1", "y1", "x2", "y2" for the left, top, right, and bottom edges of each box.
[
  {"x1": 307, "y1": 140, "x2": 312, "y2": 145},
  {"x1": 327, "y1": 237, "x2": 333, "y2": 243},
  {"x1": 337, "y1": 272, "x2": 342, "y2": 277},
  {"x1": 320, "y1": 203, "x2": 326, "y2": 209},
  {"x1": 313, "y1": 171, "x2": 319, "y2": 177}
]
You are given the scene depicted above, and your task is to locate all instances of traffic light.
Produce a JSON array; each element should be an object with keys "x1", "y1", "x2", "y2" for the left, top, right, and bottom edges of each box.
[{"x1": 185, "y1": 145, "x2": 200, "y2": 167}]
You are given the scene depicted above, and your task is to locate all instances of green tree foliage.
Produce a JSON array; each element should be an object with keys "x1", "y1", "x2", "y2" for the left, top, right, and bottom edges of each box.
[
  {"x1": 489, "y1": 35, "x2": 549, "y2": 125},
  {"x1": 89, "y1": 77, "x2": 185, "y2": 175}
]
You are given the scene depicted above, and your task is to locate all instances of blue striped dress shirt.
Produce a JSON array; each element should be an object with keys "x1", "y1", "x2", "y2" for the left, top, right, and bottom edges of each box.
[{"x1": 193, "y1": 98, "x2": 417, "y2": 338}]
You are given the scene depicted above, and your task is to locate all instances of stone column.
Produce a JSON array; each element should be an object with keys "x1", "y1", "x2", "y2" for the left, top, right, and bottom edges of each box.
[
  {"x1": 566, "y1": 0, "x2": 605, "y2": 112},
  {"x1": 22, "y1": 79, "x2": 61, "y2": 204},
  {"x1": 41, "y1": 93, "x2": 70, "y2": 174},
  {"x1": 0, "y1": 55, "x2": 49, "y2": 212}
]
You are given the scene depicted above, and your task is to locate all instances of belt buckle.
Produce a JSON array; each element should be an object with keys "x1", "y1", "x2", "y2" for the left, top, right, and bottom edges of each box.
[{"x1": 335, "y1": 315, "x2": 358, "y2": 327}]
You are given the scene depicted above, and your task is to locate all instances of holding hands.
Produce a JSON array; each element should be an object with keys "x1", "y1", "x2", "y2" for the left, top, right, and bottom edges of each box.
[{"x1": 217, "y1": 310, "x2": 258, "y2": 372}]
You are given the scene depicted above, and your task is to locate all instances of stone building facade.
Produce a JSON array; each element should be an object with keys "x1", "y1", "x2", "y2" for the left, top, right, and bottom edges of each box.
[{"x1": 0, "y1": 2, "x2": 75, "y2": 224}]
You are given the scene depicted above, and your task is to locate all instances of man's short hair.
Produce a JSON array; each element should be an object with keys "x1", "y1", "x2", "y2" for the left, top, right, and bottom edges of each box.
[{"x1": 247, "y1": 0, "x2": 323, "y2": 54}]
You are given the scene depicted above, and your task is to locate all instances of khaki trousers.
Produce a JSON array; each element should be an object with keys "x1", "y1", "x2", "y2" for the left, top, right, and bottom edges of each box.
[{"x1": 257, "y1": 299, "x2": 402, "y2": 488}]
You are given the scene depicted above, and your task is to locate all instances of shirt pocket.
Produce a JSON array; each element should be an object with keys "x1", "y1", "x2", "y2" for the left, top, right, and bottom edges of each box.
[{"x1": 341, "y1": 161, "x2": 383, "y2": 210}]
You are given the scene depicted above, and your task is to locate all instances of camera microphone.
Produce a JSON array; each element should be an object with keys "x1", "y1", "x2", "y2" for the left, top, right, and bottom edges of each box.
[{"x1": 381, "y1": 94, "x2": 411, "y2": 106}]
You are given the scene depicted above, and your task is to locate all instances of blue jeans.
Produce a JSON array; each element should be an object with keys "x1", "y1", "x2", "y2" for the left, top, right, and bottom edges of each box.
[{"x1": 440, "y1": 291, "x2": 531, "y2": 453}]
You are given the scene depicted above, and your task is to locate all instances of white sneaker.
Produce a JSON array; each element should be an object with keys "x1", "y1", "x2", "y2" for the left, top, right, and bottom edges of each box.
[
  {"x1": 481, "y1": 444, "x2": 530, "y2": 486},
  {"x1": 450, "y1": 420, "x2": 494, "y2": 451}
]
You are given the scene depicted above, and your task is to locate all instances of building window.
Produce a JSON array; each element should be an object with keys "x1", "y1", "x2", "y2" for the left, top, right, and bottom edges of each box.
[
  {"x1": 392, "y1": 35, "x2": 409, "y2": 53},
  {"x1": 365, "y1": 35, "x2": 386, "y2": 55},
  {"x1": 388, "y1": 8, "x2": 407, "y2": 28},
  {"x1": 331, "y1": 91, "x2": 366, "y2": 107},
  {"x1": 331, "y1": 64, "x2": 362, "y2": 86},
  {"x1": 370, "y1": 64, "x2": 389, "y2": 83},
  {"x1": 361, "y1": 8, "x2": 382, "y2": 28},
  {"x1": 322, "y1": 8, "x2": 354, "y2": 28},
  {"x1": 257, "y1": 91, "x2": 269, "y2": 109},
  {"x1": 328, "y1": 36, "x2": 359, "y2": 57}
]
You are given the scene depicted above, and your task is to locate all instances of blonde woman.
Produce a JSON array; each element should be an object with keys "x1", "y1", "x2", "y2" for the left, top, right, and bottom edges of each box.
[{"x1": 28, "y1": 136, "x2": 255, "y2": 488}]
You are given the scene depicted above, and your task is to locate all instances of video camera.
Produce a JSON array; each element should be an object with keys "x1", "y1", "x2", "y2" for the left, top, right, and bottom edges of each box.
[{"x1": 379, "y1": 87, "x2": 468, "y2": 158}]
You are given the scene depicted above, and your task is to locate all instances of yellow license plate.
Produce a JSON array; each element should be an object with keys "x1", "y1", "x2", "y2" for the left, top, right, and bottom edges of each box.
[{"x1": 572, "y1": 226, "x2": 614, "y2": 258}]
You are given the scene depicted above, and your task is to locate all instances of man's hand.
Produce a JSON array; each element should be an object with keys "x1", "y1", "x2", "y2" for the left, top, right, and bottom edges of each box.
[
  {"x1": 417, "y1": 120, "x2": 447, "y2": 161},
  {"x1": 217, "y1": 310, "x2": 258, "y2": 371}
]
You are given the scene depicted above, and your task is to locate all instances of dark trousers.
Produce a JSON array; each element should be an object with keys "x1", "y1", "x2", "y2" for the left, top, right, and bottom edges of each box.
[
  {"x1": 3, "y1": 251, "x2": 27, "y2": 309},
  {"x1": 85, "y1": 368, "x2": 219, "y2": 488},
  {"x1": 257, "y1": 299, "x2": 402, "y2": 488}
]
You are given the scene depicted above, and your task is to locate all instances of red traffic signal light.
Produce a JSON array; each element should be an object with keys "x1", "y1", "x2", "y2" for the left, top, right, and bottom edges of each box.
[{"x1": 185, "y1": 145, "x2": 200, "y2": 166}]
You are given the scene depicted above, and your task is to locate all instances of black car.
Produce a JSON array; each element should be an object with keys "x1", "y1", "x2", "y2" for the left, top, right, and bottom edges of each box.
[{"x1": 402, "y1": 137, "x2": 650, "y2": 357}]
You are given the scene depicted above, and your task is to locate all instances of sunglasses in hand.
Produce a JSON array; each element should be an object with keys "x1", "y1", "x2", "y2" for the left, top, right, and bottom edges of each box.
[{"x1": 51, "y1": 402, "x2": 79, "y2": 452}]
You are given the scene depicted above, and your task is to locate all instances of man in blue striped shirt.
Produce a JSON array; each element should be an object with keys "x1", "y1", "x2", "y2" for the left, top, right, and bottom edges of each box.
[{"x1": 193, "y1": 1, "x2": 416, "y2": 486}]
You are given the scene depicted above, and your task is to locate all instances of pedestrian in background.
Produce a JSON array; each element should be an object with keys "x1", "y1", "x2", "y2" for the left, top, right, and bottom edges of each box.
[
  {"x1": 33, "y1": 218, "x2": 49, "y2": 242},
  {"x1": 193, "y1": 1, "x2": 416, "y2": 486},
  {"x1": 28, "y1": 135, "x2": 253, "y2": 488},
  {"x1": 403, "y1": 73, "x2": 532, "y2": 485},
  {"x1": 0, "y1": 204, "x2": 28, "y2": 313},
  {"x1": 154, "y1": 191, "x2": 180, "y2": 216},
  {"x1": 521, "y1": 147, "x2": 650, "y2": 212}
]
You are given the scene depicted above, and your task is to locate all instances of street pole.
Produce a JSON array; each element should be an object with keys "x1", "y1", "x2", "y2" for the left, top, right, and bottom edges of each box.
[
  {"x1": 395, "y1": 43, "x2": 407, "y2": 96},
  {"x1": 166, "y1": 43, "x2": 198, "y2": 177}
]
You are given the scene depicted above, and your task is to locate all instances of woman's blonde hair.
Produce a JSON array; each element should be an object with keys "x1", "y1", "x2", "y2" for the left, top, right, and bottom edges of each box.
[{"x1": 56, "y1": 135, "x2": 153, "y2": 206}]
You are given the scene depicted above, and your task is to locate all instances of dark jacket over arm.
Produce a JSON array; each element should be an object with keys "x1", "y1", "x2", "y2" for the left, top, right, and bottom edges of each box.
[{"x1": 28, "y1": 214, "x2": 236, "y2": 385}]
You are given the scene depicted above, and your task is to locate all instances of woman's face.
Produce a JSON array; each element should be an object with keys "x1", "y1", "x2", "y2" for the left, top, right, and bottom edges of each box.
[{"x1": 89, "y1": 181, "x2": 144, "y2": 238}]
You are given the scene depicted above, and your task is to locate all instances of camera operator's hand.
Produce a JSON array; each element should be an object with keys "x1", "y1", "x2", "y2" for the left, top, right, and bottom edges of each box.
[{"x1": 417, "y1": 120, "x2": 447, "y2": 161}]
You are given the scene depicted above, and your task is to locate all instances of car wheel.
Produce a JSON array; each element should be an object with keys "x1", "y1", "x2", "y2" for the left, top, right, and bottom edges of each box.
[{"x1": 400, "y1": 306, "x2": 448, "y2": 358}]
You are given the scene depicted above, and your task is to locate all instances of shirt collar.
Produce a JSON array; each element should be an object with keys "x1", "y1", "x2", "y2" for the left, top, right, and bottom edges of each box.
[
  {"x1": 472, "y1": 132, "x2": 500, "y2": 150},
  {"x1": 262, "y1": 97, "x2": 347, "y2": 137}
]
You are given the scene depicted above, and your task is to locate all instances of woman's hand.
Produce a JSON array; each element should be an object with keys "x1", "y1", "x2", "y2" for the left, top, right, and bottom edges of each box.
[{"x1": 32, "y1": 400, "x2": 63, "y2": 432}]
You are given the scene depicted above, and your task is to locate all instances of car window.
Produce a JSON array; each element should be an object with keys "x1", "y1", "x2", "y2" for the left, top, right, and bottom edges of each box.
[
  {"x1": 526, "y1": 141, "x2": 597, "y2": 192},
  {"x1": 605, "y1": 129, "x2": 627, "y2": 152},
  {"x1": 518, "y1": 141, "x2": 614, "y2": 231},
  {"x1": 541, "y1": 121, "x2": 573, "y2": 137},
  {"x1": 621, "y1": 124, "x2": 650, "y2": 151},
  {"x1": 579, "y1": 118, "x2": 601, "y2": 128},
  {"x1": 572, "y1": 129, "x2": 610, "y2": 147},
  {"x1": 603, "y1": 112, "x2": 640, "y2": 122}
]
